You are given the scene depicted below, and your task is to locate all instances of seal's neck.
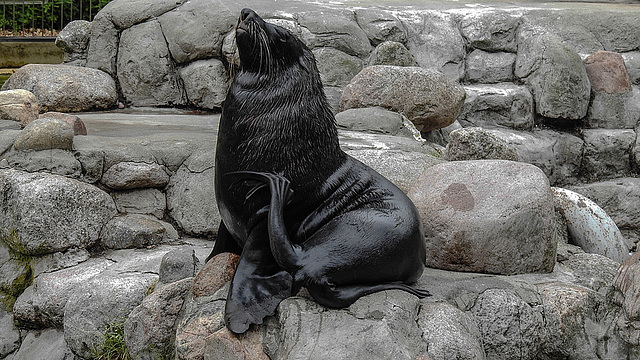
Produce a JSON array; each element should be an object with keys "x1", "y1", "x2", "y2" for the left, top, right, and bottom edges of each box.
[{"x1": 218, "y1": 67, "x2": 344, "y2": 182}]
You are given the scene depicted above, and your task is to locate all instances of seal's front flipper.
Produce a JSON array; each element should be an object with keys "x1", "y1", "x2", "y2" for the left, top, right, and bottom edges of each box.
[{"x1": 225, "y1": 229, "x2": 293, "y2": 334}]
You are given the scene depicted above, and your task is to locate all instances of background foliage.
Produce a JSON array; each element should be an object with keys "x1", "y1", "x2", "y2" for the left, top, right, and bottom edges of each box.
[{"x1": 0, "y1": 0, "x2": 111, "y2": 33}]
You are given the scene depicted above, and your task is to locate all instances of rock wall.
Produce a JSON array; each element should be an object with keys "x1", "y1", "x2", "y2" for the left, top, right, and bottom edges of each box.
[{"x1": 1, "y1": 0, "x2": 640, "y2": 359}]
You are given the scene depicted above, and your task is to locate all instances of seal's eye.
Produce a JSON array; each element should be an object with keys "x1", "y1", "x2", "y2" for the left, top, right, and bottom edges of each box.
[{"x1": 274, "y1": 27, "x2": 290, "y2": 43}]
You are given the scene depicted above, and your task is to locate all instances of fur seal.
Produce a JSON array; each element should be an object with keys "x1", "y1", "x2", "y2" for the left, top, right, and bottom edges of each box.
[{"x1": 207, "y1": 8, "x2": 429, "y2": 334}]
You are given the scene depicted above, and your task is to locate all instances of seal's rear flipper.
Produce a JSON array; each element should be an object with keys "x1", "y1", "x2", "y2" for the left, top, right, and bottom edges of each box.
[{"x1": 307, "y1": 281, "x2": 431, "y2": 309}]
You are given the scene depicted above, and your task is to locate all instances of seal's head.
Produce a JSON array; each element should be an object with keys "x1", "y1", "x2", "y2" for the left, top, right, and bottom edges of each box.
[{"x1": 235, "y1": 8, "x2": 313, "y2": 75}]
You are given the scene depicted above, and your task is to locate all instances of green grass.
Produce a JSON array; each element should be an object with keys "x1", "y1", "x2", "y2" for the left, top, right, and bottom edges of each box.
[
  {"x1": 91, "y1": 319, "x2": 132, "y2": 360},
  {"x1": 0, "y1": 73, "x2": 10, "y2": 88}
]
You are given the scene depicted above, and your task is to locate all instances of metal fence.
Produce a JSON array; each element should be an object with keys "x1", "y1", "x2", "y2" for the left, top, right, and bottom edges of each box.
[{"x1": 0, "y1": 0, "x2": 110, "y2": 36}]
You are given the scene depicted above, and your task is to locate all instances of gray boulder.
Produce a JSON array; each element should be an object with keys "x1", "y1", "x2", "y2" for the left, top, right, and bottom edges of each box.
[
  {"x1": 101, "y1": 214, "x2": 178, "y2": 250},
  {"x1": 622, "y1": 51, "x2": 640, "y2": 85},
  {"x1": 0, "y1": 308, "x2": 20, "y2": 357},
  {"x1": 63, "y1": 272, "x2": 158, "y2": 359},
  {"x1": 581, "y1": 129, "x2": 635, "y2": 181},
  {"x1": 56, "y1": 20, "x2": 92, "y2": 66},
  {"x1": 465, "y1": 50, "x2": 516, "y2": 84},
  {"x1": 13, "y1": 118, "x2": 74, "y2": 151},
  {"x1": 354, "y1": 9, "x2": 406, "y2": 46},
  {"x1": 1, "y1": 64, "x2": 117, "y2": 112},
  {"x1": 335, "y1": 107, "x2": 408, "y2": 136},
  {"x1": 471, "y1": 288, "x2": 545, "y2": 359},
  {"x1": 313, "y1": 48, "x2": 363, "y2": 87},
  {"x1": 3, "y1": 149, "x2": 82, "y2": 179},
  {"x1": 158, "y1": 249, "x2": 199, "y2": 285},
  {"x1": 418, "y1": 301, "x2": 485, "y2": 360},
  {"x1": 157, "y1": 0, "x2": 235, "y2": 64},
  {"x1": 166, "y1": 150, "x2": 220, "y2": 236},
  {"x1": 12, "y1": 329, "x2": 75, "y2": 360},
  {"x1": 408, "y1": 160, "x2": 556, "y2": 275},
  {"x1": 124, "y1": 278, "x2": 193, "y2": 360},
  {"x1": 117, "y1": 20, "x2": 185, "y2": 107},
  {"x1": 0, "y1": 89, "x2": 38, "y2": 125},
  {"x1": 179, "y1": 59, "x2": 229, "y2": 110},
  {"x1": 515, "y1": 28, "x2": 590, "y2": 120},
  {"x1": 369, "y1": 41, "x2": 418, "y2": 67},
  {"x1": 262, "y1": 291, "x2": 428, "y2": 360},
  {"x1": 297, "y1": 9, "x2": 371, "y2": 58},
  {"x1": 487, "y1": 128, "x2": 584, "y2": 186},
  {"x1": 340, "y1": 65, "x2": 466, "y2": 132},
  {"x1": 458, "y1": 84, "x2": 534, "y2": 130},
  {"x1": 85, "y1": 13, "x2": 119, "y2": 76},
  {"x1": 460, "y1": 10, "x2": 520, "y2": 52},
  {"x1": 101, "y1": 161, "x2": 170, "y2": 190},
  {"x1": 98, "y1": 0, "x2": 187, "y2": 29},
  {"x1": 112, "y1": 188, "x2": 166, "y2": 219},
  {"x1": 0, "y1": 169, "x2": 117, "y2": 255},
  {"x1": 553, "y1": 187, "x2": 628, "y2": 263},
  {"x1": 13, "y1": 257, "x2": 112, "y2": 328},
  {"x1": 569, "y1": 178, "x2": 640, "y2": 249},
  {"x1": 587, "y1": 86, "x2": 640, "y2": 129},
  {"x1": 444, "y1": 127, "x2": 519, "y2": 162},
  {"x1": 539, "y1": 282, "x2": 624, "y2": 359},
  {"x1": 402, "y1": 11, "x2": 466, "y2": 80},
  {"x1": 613, "y1": 252, "x2": 640, "y2": 347}
]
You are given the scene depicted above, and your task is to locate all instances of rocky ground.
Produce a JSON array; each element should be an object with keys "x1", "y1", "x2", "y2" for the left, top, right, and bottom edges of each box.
[{"x1": 1, "y1": 0, "x2": 640, "y2": 359}]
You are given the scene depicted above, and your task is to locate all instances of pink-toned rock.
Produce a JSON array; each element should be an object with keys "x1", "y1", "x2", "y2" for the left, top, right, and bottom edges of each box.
[
  {"x1": 584, "y1": 51, "x2": 632, "y2": 94},
  {"x1": 176, "y1": 314, "x2": 226, "y2": 360},
  {"x1": 192, "y1": 252, "x2": 239, "y2": 297},
  {"x1": 39, "y1": 111, "x2": 87, "y2": 135},
  {"x1": 203, "y1": 327, "x2": 269, "y2": 360},
  {"x1": 0, "y1": 89, "x2": 38, "y2": 125},
  {"x1": 408, "y1": 160, "x2": 556, "y2": 275}
]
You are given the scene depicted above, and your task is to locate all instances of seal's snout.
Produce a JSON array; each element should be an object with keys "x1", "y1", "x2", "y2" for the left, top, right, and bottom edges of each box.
[{"x1": 240, "y1": 8, "x2": 255, "y2": 21}]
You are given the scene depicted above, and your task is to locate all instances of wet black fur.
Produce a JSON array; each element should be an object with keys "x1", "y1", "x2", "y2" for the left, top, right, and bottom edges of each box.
[{"x1": 208, "y1": 8, "x2": 428, "y2": 334}]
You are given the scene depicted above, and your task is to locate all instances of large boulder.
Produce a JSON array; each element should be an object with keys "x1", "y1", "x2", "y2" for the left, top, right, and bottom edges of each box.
[
  {"x1": 487, "y1": 128, "x2": 584, "y2": 186},
  {"x1": 262, "y1": 291, "x2": 428, "y2": 360},
  {"x1": 458, "y1": 84, "x2": 534, "y2": 131},
  {"x1": 179, "y1": 59, "x2": 229, "y2": 110},
  {"x1": 0, "y1": 89, "x2": 38, "y2": 125},
  {"x1": 581, "y1": 129, "x2": 635, "y2": 181},
  {"x1": 444, "y1": 127, "x2": 519, "y2": 162},
  {"x1": 124, "y1": 278, "x2": 193, "y2": 360},
  {"x1": 101, "y1": 161, "x2": 170, "y2": 190},
  {"x1": 569, "y1": 178, "x2": 640, "y2": 248},
  {"x1": 0, "y1": 169, "x2": 117, "y2": 255},
  {"x1": 339, "y1": 65, "x2": 466, "y2": 132},
  {"x1": 552, "y1": 187, "x2": 628, "y2": 263},
  {"x1": 13, "y1": 118, "x2": 74, "y2": 151},
  {"x1": 408, "y1": 160, "x2": 556, "y2": 275},
  {"x1": 1, "y1": 64, "x2": 117, "y2": 112},
  {"x1": 465, "y1": 50, "x2": 516, "y2": 84},
  {"x1": 157, "y1": 0, "x2": 235, "y2": 64},
  {"x1": 401, "y1": 11, "x2": 466, "y2": 80},
  {"x1": 56, "y1": 20, "x2": 92, "y2": 66},
  {"x1": 117, "y1": 19, "x2": 185, "y2": 107},
  {"x1": 166, "y1": 150, "x2": 220, "y2": 236},
  {"x1": 515, "y1": 28, "x2": 590, "y2": 121},
  {"x1": 460, "y1": 10, "x2": 520, "y2": 52}
]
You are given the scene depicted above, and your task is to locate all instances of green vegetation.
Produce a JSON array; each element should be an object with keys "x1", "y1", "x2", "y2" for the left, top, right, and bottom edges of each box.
[
  {"x1": 91, "y1": 318, "x2": 132, "y2": 360},
  {"x1": 0, "y1": 228, "x2": 34, "y2": 312},
  {"x1": 0, "y1": 0, "x2": 111, "y2": 33}
]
